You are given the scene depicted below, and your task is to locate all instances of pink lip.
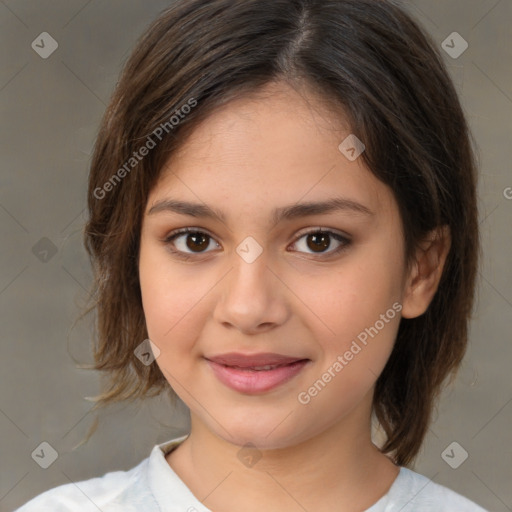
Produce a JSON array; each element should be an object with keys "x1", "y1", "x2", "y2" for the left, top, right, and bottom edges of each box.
[{"x1": 205, "y1": 353, "x2": 310, "y2": 394}]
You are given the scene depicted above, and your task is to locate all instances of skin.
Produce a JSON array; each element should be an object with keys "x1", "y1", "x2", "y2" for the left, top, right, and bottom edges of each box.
[{"x1": 138, "y1": 80, "x2": 451, "y2": 512}]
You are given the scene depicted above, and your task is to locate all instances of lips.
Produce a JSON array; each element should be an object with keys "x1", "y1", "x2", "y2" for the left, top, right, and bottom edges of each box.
[{"x1": 204, "y1": 352, "x2": 310, "y2": 394}]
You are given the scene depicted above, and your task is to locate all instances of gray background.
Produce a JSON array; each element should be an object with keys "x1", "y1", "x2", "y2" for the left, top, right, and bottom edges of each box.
[{"x1": 1, "y1": 1, "x2": 511, "y2": 511}]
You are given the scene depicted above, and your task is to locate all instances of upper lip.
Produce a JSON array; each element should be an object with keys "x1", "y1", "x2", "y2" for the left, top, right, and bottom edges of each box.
[{"x1": 205, "y1": 352, "x2": 308, "y2": 368}]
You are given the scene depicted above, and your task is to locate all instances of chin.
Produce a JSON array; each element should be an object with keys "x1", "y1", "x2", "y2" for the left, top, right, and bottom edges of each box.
[{"x1": 205, "y1": 410, "x2": 310, "y2": 451}]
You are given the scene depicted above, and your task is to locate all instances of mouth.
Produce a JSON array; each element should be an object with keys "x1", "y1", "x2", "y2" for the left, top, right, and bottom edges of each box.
[{"x1": 204, "y1": 353, "x2": 311, "y2": 394}]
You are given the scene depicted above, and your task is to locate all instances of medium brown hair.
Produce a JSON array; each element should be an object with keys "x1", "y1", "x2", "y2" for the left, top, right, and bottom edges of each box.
[{"x1": 80, "y1": 0, "x2": 480, "y2": 467}]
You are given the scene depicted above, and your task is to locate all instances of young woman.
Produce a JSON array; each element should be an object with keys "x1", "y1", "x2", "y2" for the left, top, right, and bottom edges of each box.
[{"x1": 16, "y1": 0, "x2": 487, "y2": 510}]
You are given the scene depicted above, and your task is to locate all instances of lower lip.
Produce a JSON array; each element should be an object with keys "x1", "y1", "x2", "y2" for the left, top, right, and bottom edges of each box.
[{"x1": 206, "y1": 359, "x2": 309, "y2": 394}]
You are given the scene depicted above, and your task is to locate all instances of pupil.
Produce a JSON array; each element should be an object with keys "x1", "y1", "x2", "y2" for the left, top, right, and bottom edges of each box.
[
  {"x1": 186, "y1": 233, "x2": 209, "y2": 252},
  {"x1": 308, "y1": 233, "x2": 330, "y2": 252}
]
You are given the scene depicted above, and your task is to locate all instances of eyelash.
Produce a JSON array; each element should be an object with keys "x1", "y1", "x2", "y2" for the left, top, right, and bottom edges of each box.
[{"x1": 162, "y1": 227, "x2": 351, "y2": 261}]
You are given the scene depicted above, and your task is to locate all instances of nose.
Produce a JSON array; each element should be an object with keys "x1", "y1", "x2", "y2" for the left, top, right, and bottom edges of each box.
[{"x1": 212, "y1": 248, "x2": 290, "y2": 335}]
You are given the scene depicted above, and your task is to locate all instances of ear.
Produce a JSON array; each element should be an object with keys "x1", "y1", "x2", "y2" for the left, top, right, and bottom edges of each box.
[{"x1": 401, "y1": 225, "x2": 451, "y2": 319}]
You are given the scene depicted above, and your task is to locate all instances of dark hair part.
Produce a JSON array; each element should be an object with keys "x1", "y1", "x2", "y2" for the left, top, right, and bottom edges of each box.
[{"x1": 81, "y1": 0, "x2": 479, "y2": 467}]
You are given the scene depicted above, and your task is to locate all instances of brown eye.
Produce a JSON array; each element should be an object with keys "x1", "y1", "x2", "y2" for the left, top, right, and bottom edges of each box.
[
  {"x1": 292, "y1": 230, "x2": 350, "y2": 257},
  {"x1": 306, "y1": 232, "x2": 331, "y2": 252},
  {"x1": 185, "y1": 232, "x2": 210, "y2": 252},
  {"x1": 165, "y1": 229, "x2": 219, "y2": 255}
]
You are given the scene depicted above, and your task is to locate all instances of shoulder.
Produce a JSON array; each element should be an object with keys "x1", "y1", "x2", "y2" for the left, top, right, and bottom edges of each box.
[
  {"x1": 388, "y1": 467, "x2": 489, "y2": 512},
  {"x1": 14, "y1": 457, "x2": 154, "y2": 512}
]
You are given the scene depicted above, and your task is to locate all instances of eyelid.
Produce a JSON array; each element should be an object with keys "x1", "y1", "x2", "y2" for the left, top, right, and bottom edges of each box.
[
  {"x1": 163, "y1": 226, "x2": 220, "y2": 253},
  {"x1": 291, "y1": 226, "x2": 351, "y2": 244},
  {"x1": 288, "y1": 227, "x2": 351, "y2": 257},
  {"x1": 164, "y1": 226, "x2": 217, "y2": 241}
]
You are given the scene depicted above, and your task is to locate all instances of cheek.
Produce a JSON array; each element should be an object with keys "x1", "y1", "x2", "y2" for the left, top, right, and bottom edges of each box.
[
  {"x1": 139, "y1": 276, "x2": 208, "y2": 384},
  {"x1": 138, "y1": 243, "x2": 215, "y2": 361},
  {"x1": 140, "y1": 278, "x2": 204, "y2": 347},
  {"x1": 295, "y1": 246, "x2": 403, "y2": 360},
  {"x1": 307, "y1": 262, "x2": 401, "y2": 323}
]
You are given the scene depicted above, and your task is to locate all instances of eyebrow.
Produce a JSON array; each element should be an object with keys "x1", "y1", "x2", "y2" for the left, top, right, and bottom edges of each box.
[{"x1": 147, "y1": 197, "x2": 374, "y2": 224}]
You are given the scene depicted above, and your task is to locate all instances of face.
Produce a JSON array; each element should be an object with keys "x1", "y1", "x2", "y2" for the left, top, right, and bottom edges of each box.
[{"x1": 138, "y1": 81, "x2": 410, "y2": 450}]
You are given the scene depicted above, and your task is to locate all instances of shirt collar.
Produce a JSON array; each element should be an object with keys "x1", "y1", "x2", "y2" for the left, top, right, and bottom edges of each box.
[{"x1": 147, "y1": 434, "x2": 212, "y2": 512}]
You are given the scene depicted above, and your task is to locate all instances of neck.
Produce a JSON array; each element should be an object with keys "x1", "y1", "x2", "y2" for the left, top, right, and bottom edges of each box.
[{"x1": 165, "y1": 392, "x2": 399, "y2": 512}]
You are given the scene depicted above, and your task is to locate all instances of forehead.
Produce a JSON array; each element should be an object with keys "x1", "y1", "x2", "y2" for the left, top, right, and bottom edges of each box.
[
  {"x1": 147, "y1": 81, "x2": 397, "y2": 220},
  {"x1": 171, "y1": 81, "x2": 350, "y2": 162}
]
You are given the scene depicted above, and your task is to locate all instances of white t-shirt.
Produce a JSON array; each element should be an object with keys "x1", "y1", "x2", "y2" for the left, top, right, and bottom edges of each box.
[{"x1": 15, "y1": 435, "x2": 488, "y2": 512}]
